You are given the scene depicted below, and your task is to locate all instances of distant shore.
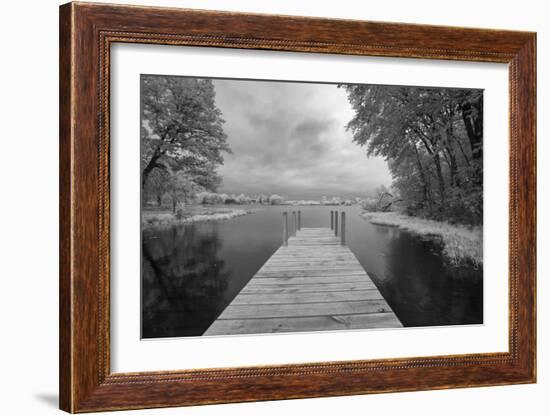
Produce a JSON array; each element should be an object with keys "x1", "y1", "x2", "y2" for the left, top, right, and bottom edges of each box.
[
  {"x1": 361, "y1": 211, "x2": 482, "y2": 267},
  {"x1": 142, "y1": 207, "x2": 251, "y2": 230}
]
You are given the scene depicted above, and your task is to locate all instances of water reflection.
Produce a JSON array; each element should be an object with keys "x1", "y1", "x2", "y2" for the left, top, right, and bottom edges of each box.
[
  {"x1": 371, "y1": 226, "x2": 483, "y2": 326},
  {"x1": 142, "y1": 225, "x2": 231, "y2": 337}
]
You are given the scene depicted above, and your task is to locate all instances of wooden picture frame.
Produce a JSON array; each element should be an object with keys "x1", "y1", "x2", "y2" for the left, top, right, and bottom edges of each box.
[{"x1": 59, "y1": 2, "x2": 536, "y2": 412}]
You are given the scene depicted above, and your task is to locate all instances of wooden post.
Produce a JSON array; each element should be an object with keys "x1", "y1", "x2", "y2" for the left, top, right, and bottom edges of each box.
[
  {"x1": 292, "y1": 211, "x2": 296, "y2": 235},
  {"x1": 334, "y1": 210, "x2": 339, "y2": 236},
  {"x1": 330, "y1": 210, "x2": 334, "y2": 230},
  {"x1": 297, "y1": 210, "x2": 301, "y2": 230},
  {"x1": 283, "y1": 212, "x2": 288, "y2": 246},
  {"x1": 341, "y1": 211, "x2": 346, "y2": 245}
]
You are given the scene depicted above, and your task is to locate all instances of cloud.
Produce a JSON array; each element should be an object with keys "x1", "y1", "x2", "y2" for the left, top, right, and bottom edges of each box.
[{"x1": 212, "y1": 78, "x2": 391, "y2": 199}]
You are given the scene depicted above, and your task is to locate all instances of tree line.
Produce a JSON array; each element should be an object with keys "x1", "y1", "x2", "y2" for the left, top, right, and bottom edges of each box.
[
  {"x1": 343, "y1": 84, "x2": 483, "y2": 225},
  {"x1": 195, "y1": 192, "x2": 284, "y2": 205},
  {"x1": 141, "y1": 75, "x2": 230, "y2": 212}
]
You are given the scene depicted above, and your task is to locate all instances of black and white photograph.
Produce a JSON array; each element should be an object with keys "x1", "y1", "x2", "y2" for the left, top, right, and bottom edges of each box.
[{"x1": 140, "y1": 75, "x2": 484, "y2": 338}]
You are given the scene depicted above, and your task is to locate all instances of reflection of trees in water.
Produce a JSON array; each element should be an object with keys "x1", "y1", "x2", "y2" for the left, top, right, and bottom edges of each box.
[
  {"x1": 141, "y1": 224, "x2": 231, "y2": 337},
  {"x1": 373, "y1": 229, "x2": 482, "y2": 327}
]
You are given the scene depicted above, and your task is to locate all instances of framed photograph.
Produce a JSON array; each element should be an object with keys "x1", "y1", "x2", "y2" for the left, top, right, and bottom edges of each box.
[{"x1": 59, "y1": 2, "x2": 536, "y2": 412}]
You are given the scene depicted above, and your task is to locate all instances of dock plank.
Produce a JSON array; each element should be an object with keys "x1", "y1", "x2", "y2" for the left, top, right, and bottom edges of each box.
[
  {"x1": 204, "y1": 313, "x2": 402, "y2": 335},
  {"x1": 247, "y1": 276, "x2": 372, "y2": 285},
  {"x1": 231, "y1": 290, "x2": 384, "y2": 305},
  {"x1": 240, "y1": 283, "x2": 378, "y2": 294},
  {"x1": 218, "y1": 300, "x2": 391, "y2": 320}
]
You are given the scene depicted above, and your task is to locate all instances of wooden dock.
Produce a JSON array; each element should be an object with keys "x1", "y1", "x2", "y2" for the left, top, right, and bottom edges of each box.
[{"x1": 204, "y1": 211, "x2": 402, "y2": 336}]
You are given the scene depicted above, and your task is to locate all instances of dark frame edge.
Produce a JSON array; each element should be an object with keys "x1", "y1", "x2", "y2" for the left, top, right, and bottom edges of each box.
[{"x1": 59, "y1": 2, "x2": 74, "y2": 413}]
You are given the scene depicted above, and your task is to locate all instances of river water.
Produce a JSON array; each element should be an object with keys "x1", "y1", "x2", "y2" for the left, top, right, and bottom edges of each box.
[{"x1": 141, "y1": 205, "x2": 482, "y2": 338}]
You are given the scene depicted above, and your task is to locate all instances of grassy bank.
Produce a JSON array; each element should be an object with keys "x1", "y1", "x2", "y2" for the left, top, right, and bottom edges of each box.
[
  {"x1": 142, "y1": 206, "x2": 251, "y2": 230},
  {"x1": 361, "y1": 211, "x2": 482, "y2": 267}
]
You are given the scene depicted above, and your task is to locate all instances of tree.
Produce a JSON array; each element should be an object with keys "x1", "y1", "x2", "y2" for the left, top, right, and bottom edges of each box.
[
  {"x1": 268, "y1": 194, "x2": 284, "y2": 205},
  {"x1": 141, "y1": 76, "x2": 230, "y2": 190},
  {"x1": 374, "y1": 185, "x2": 395, "y2": 211},
  {"x1": 256, "y1": 194, "x2": 268, "y2": 204},
  {"x1": 342, "y1": 84, "x2": 483, "y2": 224},
  {"x1": 142, "y1": 167, "x2": 170, "y2": 207},
  {"x1": 235, "y1": 193, "x2": 251, "y2": 204},
  {"x1": 166, "y1": 171, "x2": 202, "y2": 213},
  {"x1": 457, "y1": 90, "x2": 483, "y2": 186}
]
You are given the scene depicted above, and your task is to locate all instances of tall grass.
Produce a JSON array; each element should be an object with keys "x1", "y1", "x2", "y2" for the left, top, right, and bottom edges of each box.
[
  {"x1": 362, "y1": 212, "x2": 483, "y2": 267},
  {"x1": 142, "y1": 207, "x2": 250, "y2": 230}
]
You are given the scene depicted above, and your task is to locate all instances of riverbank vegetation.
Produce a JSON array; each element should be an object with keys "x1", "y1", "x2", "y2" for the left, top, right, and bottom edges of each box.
[
  {"x1": 363, "y1": 211, "x2": 482, "y2": 267},
  {"x1": 195, "y1": 192, "x2": 285, "y2": 205},
  {"x1": 343, "y1": 84, "x2": 483, "y2": 226},
  {"x1": 193, "y1": 192, "x2": 359, "y2": 206},
  {"x1": 142, "y1": 207, "x2": 250, "y2": 230}
]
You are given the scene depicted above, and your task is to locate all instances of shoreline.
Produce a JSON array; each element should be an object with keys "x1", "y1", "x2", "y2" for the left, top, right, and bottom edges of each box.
[
  {"x1": 142, "y1": 208, "x2": 251, "y2": 230},
  {"x1": 361, "y1": 211, "x2": 483, "y2": 267}
]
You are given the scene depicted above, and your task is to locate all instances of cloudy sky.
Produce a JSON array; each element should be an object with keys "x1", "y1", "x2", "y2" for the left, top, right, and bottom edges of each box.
[{"x1": 212, "y1": 78, "x2": 391, "y2": 200}]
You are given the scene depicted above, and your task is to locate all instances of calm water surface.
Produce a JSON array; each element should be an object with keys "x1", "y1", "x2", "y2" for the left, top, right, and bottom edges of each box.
[{"x1": 141, "y1": 205, "x2": 483, "y2": 338}]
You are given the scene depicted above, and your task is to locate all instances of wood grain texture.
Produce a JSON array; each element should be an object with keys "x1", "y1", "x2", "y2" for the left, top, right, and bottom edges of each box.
[
  {"x1": 59, "y1": 1, "x2": 536, "y2": 412},
  {"x1": 59, "y1": 4, "x2": 73, "y2": 411},
  {"x1": 203, "y1": 313, "x2": 402, "y2": 335},
  {"x1": 229, "y1": 290, "x2": 385, "y2": 305}
]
